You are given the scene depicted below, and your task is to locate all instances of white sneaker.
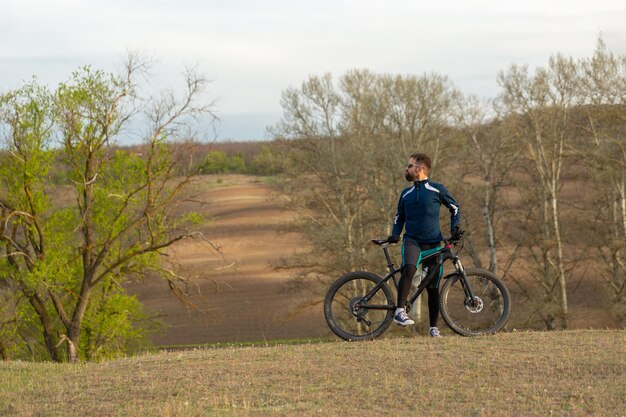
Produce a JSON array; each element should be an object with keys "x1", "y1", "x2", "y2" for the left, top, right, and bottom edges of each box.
[
  {"x1": 429, "y1": 327, "x2": 442, "y2": 337},
  {"x1": 393, "y1": 309, "x2": 415, "y2": 326}
]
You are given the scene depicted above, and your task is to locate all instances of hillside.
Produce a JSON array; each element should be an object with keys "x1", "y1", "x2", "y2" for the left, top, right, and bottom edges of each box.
[
  {"x1": 124, "y1": 174, "x2": 328, "y2": 346},
  {"x1": 0, "y1": 330, "x2": 623, "y2": 416},
  {"x1": 123, "y1": 174, "x2": 619, "y2": 348}
]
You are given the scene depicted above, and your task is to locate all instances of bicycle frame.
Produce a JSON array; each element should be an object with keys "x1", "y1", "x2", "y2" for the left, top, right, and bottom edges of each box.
[{"x1": 356, "y1": 240, "x2": 477, "y2": 313}]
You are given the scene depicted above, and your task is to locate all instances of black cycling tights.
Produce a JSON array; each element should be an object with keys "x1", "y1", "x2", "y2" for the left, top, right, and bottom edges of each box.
[{"x1": 397, "y1": 240, "x2": 441, "y2": 328}]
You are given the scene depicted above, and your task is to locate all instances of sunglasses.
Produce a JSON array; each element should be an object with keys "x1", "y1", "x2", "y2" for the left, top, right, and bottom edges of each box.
[{"x1": 406, "y1": 164, "x2": 424, "y2": 169}]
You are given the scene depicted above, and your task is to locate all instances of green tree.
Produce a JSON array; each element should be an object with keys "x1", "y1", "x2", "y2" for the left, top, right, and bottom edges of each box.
[
  {"x1": 0, "y1": 57, "x2": 217, "y2": 362},
  {"x1": 200, "y1": 150, "x2": 246, "y2": 174},
  {"x1": 0, "y1": 80, "x2": 62, "y2": 360}
]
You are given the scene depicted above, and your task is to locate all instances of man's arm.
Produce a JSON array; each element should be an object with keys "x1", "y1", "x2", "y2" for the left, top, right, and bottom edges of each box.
[
  {"x1": 391, "y1": 194, "x2": 405, "y2": 238},
  {"x1": 439, "y1": 185, "x2": 461, "y2": 234}
]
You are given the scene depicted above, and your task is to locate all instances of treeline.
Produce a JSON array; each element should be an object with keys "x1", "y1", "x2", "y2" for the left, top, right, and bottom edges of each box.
[
  {"x1": 41, "y1": 141, "x2": 279, "y2": 185},
  {"x1": 266, "y1": 37, "x2": 626, "y2": 331},
  {"x1": 122, "y1": 140, "x2": 280, "y2": 176}
]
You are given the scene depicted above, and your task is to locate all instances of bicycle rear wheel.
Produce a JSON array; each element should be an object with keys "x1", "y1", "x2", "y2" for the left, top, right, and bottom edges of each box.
[
  {"x1": 439, "y1": 268, "x2": 510, "y2": 336},
  {"x1": 324, "y1": 271, "x2": 395, "y2": 341}
]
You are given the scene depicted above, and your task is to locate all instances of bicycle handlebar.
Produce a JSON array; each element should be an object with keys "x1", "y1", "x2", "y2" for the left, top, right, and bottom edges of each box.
[
  {"x1": 372, "y1": 233, "x2": 464, "y2": 247},
  {"x1": 443, "y1": 235, "x2": 463, "y2": 247}
]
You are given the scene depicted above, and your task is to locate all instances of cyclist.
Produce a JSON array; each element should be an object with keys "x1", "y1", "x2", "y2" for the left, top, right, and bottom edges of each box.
[{"x1": 387, "y1": 153, "x2": 461, "y2": 337}]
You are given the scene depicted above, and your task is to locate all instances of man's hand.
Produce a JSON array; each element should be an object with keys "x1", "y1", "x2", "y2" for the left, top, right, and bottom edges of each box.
[
  {"x1": 451, "y1": 226, "x2": 465, "y2": 241},
  {"x1": 386, "y1": 234, "x2": 400, "y2": 244}
]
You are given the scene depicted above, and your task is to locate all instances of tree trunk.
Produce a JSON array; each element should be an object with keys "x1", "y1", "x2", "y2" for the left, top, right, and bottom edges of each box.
[
  {"x1": 28, "y1": 294, "x2": 62, "y2": 362},
  {"x1": 482, "y1": 180, "x2": 497, "y2": 274},
  {"x1": 410, "y1": 271, "x2": 423, "y2": 335},
  {"x1": 610, "y1": 179, "x2": 626, "y2": 326},
  {"x1": 617, "y1": 179, "x2": 626, "y2": 239},
  {"x1": 65, "y1": 152, "x2": 97, "y2": 363},
  {"x1": 550, "y1": 191, "x2": 568, "y2": 328},
  {"x1": 67, "y1": 282, "x2": 92, "y2": 362},
  {"x1": 541, "y1": 197, "x2": 559, "y2": 330},
  {"x1": 0, "y1": 340, "x2": 8, "y2": 361},
  {"x1": 410, "y1": 295, "x2": 423, "y2": 336}
]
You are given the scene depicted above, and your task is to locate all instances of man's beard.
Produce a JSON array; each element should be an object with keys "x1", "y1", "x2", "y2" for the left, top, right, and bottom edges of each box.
[{"x1": 405, "y1": 172, "x2": 416, "y2": 182}]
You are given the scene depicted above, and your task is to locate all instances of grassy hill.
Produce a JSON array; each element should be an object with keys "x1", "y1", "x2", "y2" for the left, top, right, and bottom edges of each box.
[{"x1": 0, "y1": 330, "x2": 623, "y2": 416}]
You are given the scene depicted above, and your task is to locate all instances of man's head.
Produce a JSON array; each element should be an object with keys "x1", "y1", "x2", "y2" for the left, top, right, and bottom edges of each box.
[{"x1": 404, "y1": 153, "x2": 431, "y2": 182}]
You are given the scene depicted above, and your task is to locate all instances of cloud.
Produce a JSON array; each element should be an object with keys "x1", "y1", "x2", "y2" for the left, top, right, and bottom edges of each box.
[{"x1": 2, "y1": 0, "x2": 625, "y2": 138}]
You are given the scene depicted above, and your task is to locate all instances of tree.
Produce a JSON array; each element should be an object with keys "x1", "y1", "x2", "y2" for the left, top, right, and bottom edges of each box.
[
  {"x1": 200, "y1": 150, "x2": 246, "y2": 174},
  {"x1": 270, "y1": 70, "x2": 460, "y2": 332},
  {"x1": 497, "y1": 55, "x2": 581, "y2": 329},
  {"x1": 451, "y1": 95, "x2": 522, "y2": 275},
  {"x1": 0, "y1": 57, "x2": 217, "y2": 362},
  {"x1": 575, "y1": 37, "x2": 626, "y2": 325},
  {"x1": 0, "y1": 80, "x2": 62, "y2": 360}
]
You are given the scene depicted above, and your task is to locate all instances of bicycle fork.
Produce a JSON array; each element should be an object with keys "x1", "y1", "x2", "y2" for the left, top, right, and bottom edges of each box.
[{"x1": 452, "y1": 257, "x2": 478, "y2": 306}]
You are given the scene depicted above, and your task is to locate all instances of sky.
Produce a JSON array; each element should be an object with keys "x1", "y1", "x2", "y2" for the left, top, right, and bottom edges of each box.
[{"x1": 2, "y1": 0, "x2": 625, "y2": 141}]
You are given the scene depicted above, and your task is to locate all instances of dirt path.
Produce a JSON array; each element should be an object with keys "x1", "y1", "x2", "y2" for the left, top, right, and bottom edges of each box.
[{"x1": 125, "y1": 175, "x2": 328, "y2": 346}]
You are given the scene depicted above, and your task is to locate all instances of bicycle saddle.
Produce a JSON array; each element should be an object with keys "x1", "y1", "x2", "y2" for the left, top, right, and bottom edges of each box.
[{"x1": 371, "y1": 239, "x2": 388, "y2": 246}]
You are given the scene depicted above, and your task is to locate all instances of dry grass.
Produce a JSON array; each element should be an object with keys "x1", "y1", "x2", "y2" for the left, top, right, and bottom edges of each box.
[{"x1": 0, "y1": 330, "x2": 624, "y2": 416}]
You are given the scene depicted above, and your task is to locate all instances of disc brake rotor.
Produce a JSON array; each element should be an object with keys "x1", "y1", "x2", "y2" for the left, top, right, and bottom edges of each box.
[{"x1": 466, "y1": 296, "x2": 484, "y2": 313}]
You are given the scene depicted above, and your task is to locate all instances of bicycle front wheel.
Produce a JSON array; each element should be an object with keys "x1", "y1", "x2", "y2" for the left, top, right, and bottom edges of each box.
[
  {"x1": 439, "y1": 268, "x2": 510, "y2": 336},
  {"x1": 324, "y1": 271, "x2": 395, "y2": 341}
]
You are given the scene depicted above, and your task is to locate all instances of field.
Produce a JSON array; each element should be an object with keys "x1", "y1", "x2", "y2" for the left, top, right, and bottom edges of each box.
[
  {"x1": 123, "y1": 174, "x2": 617, "y2": 349},
  {"x1": 124, "y1": 174, "x2": 328, "y2": 346},
  {"x1": 0, "y1": 330, "x2": 623, "y2": 416}
]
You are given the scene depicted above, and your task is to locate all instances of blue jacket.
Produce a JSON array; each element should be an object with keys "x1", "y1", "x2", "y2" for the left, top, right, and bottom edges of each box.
[{"x1": 392, "y1": 179, "x2": 460, "y2": 244}]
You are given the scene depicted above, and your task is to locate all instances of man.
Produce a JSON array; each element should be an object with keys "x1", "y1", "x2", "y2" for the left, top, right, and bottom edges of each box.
[{"x1": 388, "y1": 153, "x2": 461, "y2": 337}]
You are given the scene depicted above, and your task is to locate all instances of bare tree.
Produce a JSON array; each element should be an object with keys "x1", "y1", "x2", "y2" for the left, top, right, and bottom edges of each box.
[
  {"x1": 497, "y1": 54, "x2": 581, "y2": 329},
  {"x1": 270, "y1": 70, "x2": 461, "y2": 333},
  {"x1": 575, "y1": 37, "x2": 626, "y2": 325},
  {"x1": 452, "y1": 95, "x2": 522, "y2": 275}
]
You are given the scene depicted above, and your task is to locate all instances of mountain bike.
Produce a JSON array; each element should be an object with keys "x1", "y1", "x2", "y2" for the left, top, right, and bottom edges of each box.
[{"x1": 323, "y1": 235, "x2": 510, "y2": 340}]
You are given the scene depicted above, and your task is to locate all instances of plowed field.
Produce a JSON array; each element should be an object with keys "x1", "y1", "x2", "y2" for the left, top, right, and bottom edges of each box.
[{"x1": 125, "y1": 175, "x2": 327, "y2": 346}]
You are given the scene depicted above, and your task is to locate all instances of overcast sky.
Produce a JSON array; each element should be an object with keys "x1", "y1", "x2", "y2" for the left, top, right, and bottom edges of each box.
[{"x1": 2, "y1": 0, "x2": 625, "y2": 140}]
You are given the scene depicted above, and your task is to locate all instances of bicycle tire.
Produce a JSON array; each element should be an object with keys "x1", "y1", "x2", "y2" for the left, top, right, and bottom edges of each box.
[
  {"x1": 439, "y1": 268, "x2": 510, "y2": 336},
  {"x1": 324, "y1": 271, "x2": 395, "y2": 341}
]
